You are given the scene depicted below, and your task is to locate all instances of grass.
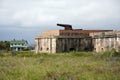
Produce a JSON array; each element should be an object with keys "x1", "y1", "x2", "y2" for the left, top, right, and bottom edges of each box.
[{"x1": 0, "y1": 51, "x2": 120, "y2": 80}]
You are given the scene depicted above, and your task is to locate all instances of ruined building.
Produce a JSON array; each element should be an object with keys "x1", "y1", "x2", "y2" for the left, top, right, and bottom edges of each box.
[{"x1": 35, "y1": 24, "x2": 116, "y2": 53}]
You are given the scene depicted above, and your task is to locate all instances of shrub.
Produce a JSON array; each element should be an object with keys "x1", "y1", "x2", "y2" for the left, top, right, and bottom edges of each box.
[
  {"x1": 0, "y1": 50, "x2": 11, "y2": 57},
  {"x1": 70, "y1": 51, "x2": 93, "y2": 57},
  {"x1": 16, "y1": 51, "x2": 35, "y2": 57},
  {"x1": 100, "y1": 49, "x2": 120, "y2": 58}
]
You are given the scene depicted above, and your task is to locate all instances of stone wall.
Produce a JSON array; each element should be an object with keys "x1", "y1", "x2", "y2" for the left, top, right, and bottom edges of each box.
[
  {"x1": 39, "y1": 29, "x2": 110, "y2": 37},
  {"x1": 35, "y1": 36, "x2": 92, "y2": 53},
  {"x1": 35, "y1": 28, "x2": 115, "y2": 53},
  {"x1": 40, "y1": 30, "x2": 60, "y2": 37},
  {"x1": 93, "y1": 31, "x2": 120, "y2": 53},
  {"x1": 56, "y1": 37, "x2": 92, "y2": 53},
  {"x1": 59, "y1": 30, "x2": 89, "y2": 37},
  {"x1": 35, "y1": 37, "x2": 56, "y2": 53}
]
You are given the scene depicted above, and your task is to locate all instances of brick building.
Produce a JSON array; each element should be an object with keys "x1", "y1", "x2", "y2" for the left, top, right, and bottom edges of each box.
[{"x1": 35, "y1": 24, "x2": 113, "y2": 53}]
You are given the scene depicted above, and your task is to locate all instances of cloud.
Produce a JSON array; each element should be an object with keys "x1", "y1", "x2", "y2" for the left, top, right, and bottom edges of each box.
[
  {"x1": 0, "y1": 0, "x2": 120, "y2": 43},
  {"x1": 0, "y1": 0, "x2": 120, "y2": 27},
  {"x1": 0, "y1": 0, "x2": 120, "y2": 29}
]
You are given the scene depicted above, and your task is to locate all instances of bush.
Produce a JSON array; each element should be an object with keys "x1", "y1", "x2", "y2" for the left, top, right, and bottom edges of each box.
[
  {"x1": 70, "y1": 51, "x2": 93, "y2": 57},
  {"x1": 100, "y1": 49, "x2": 120, "y2": 58},
  {"x1": 11, "y1": 51, "x2": 17, "y2": 56},
  {"x1": 112, "y1": 49, "x2": 120, "y2": 57},
  {"x1": 16, "y1": 51, "x2": 35, "y2": 57},
  {"x1": 0, "y1": 50, "x2": 11, "y2": 57}
]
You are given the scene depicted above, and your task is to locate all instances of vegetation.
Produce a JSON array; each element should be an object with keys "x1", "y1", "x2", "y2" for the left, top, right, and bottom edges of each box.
[
  {"x1": 0, "y1": 51, "x2": 120, "y2": 80},
  {"x1": 0, "y1": 41, "x2": 10, "y2": 51}
]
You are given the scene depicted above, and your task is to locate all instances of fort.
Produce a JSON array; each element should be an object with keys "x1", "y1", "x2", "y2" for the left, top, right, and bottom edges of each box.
[{"x1": 35, "y1": 24, "x2": 120, "y2": 53}]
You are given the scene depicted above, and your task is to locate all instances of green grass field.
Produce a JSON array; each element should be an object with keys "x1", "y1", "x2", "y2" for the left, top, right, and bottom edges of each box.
[{"x1": 0, "y1": 51, "x2": 120, "y2": 80}]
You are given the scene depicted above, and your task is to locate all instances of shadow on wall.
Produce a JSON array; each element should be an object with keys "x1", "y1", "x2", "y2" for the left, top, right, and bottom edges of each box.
[
  {"x1": 69, "y1": 47, "x2": 91, "y2": 52},
  {"x1": 69, "y1": 48, "x2": 75, "y2": 51}
]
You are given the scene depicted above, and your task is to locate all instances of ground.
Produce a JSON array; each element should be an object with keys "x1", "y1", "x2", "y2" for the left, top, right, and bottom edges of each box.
[{"x1": 0, "y1": 51, "x2": 120, "y2": 80}]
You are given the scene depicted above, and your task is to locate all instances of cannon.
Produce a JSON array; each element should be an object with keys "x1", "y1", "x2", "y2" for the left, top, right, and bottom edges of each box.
[{"x1": 57, "y1": 23, "x2": 73, "y2": 30}]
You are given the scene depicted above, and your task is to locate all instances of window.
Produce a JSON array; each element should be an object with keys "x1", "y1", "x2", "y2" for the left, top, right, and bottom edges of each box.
[
  {"x1": 101, "y1": 48, "x2": 103, "y2": 51},
  {"x1": 69, "y1": 48, "x2": 75, "y2": 51},
  {"x1": 40, "y1": 48, "x2": 42, "y2": 51},
  {"x1": 94, "y1": 48, "x2": 96, "y2": 50},
  {"x1": 46, "y1": 48, "x2": 49, "y2": 51},
  {"x1": 117, "y1": 37, "x2": 119, "y2": 41}
]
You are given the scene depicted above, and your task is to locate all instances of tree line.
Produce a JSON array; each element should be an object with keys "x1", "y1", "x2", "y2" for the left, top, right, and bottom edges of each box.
[{"x1": 0, "y1": 41, "x2": 10, "y2": 51}]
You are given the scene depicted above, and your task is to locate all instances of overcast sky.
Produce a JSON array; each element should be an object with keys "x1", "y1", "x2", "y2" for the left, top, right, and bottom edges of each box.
[{"x1": 0, "y1": 0, "x2": 120, "y2": 44}]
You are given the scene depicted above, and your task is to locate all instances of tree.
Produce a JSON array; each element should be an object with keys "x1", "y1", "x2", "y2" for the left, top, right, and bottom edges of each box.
[{"x1": 0, "y1": 41, "x2": 10, "y2": 51}]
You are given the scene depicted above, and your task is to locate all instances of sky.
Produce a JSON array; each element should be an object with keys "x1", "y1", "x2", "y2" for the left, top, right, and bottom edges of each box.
[{"x1": 0, "y1": 0, "x2": 120, "y2": 44}]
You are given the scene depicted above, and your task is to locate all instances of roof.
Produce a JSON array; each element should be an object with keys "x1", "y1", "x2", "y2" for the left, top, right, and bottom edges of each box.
[{"x1": 10, "y1": 39, "x2": 28, "y2": 44}]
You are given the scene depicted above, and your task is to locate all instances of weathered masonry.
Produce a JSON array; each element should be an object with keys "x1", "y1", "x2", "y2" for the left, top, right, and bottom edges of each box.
[
  {"x1": 35, "y1": 32, "x2": 92, "y2": 53},
  {"x1": 91, "y1": 31, "x2": 120, "y2": 53},
  {"x1": 35, "y1": 24, "x2": 112, "y2": 53}
]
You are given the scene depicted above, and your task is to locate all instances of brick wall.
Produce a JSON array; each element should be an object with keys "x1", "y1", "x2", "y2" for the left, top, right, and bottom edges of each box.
[
  {"x1": 59, "y1": 30, "x2": 89, "y2": 36},
  {"x1": 41, "y1": 30, "x2": 60, "y2": 36},
  {"x1": 39, "y1": 29, "x2": 112, "y2": 37}
]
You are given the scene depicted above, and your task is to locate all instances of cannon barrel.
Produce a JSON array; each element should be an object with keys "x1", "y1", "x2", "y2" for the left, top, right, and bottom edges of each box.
[
  {"x1": 57, "y1": 23, "x2": 72, "y2": 30},
  {"x1": 57, "y1": 24, "x2": 72, "y2": 27}
]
